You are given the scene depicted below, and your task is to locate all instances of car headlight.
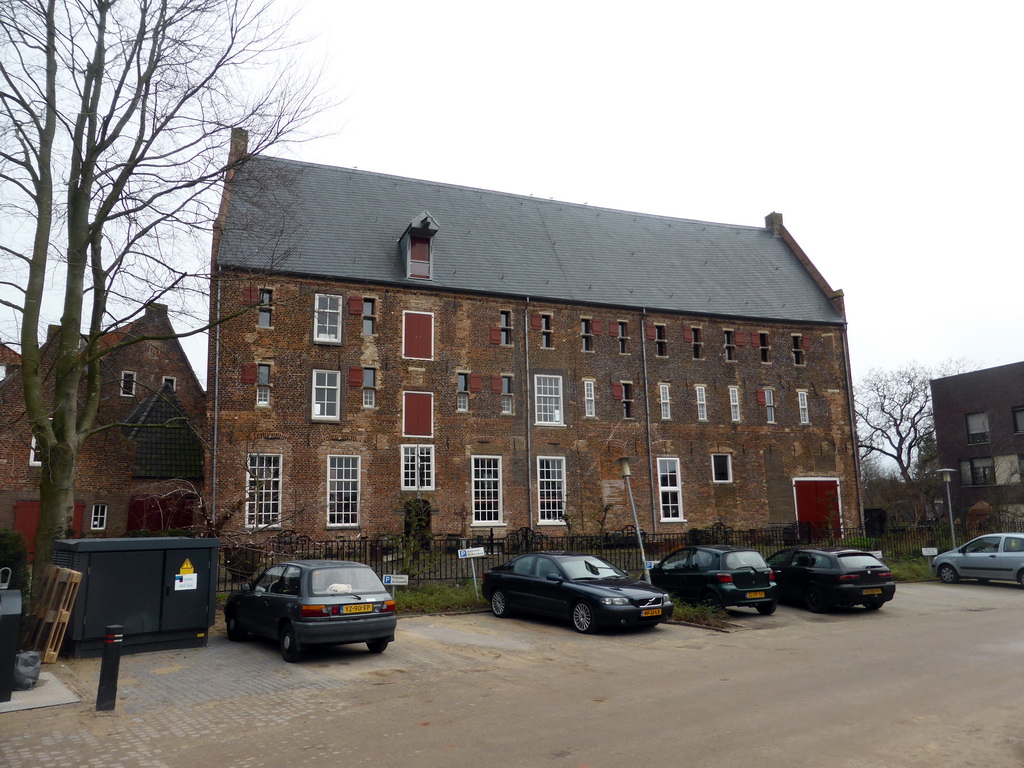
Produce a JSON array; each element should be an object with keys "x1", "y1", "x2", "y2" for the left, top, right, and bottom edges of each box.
[
  {"x1": 600, "y1": 597, "x2": 631, "y2": 606},
  {"x1": 662, "y1": 594, "x2": 674, "y2": 604}
]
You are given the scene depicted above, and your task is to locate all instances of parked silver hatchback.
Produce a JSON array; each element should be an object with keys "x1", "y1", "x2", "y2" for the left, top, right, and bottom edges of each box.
[{"x1": 932, "y1": 533, "x2": 1024, "y2": 587}]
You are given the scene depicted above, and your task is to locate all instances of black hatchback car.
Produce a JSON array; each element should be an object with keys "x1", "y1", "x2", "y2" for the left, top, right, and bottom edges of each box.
[
  {"x1": 766, "y1": 547, "x2": 895, "y2": 612},
  {"x1": 650, "y1": 545, "x2": 778, "y2": 614},
  {"x1": 224, "y1": 559, "x2": 397, "y2": 662},
  {"x1": 482, "y1": 551, "x2": 674, "y2": 633}
]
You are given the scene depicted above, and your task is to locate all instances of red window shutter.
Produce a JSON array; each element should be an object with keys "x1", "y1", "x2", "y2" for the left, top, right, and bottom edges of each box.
[
  {"x1": 410, "y1": 238, "x2": 430, "y2": 262},
  {"x1": 530, "y1": 313, "x2": 543, "y2": 331},
  {"x1": 591, "y1": 319, "x2": 602, "y2": 336},
  {"x1": 489, "y1": 327, "x2": 502, "y2": 345},
  {"x1": 645, "y1": 324, "x2": 657, "y2": 341},
  {"x1": 734, "y1": 331, "x2": 747, "y2": 347},
  {"x1": 403, "y1": 392, "x2": 433, "y2": 437},
  {"x1": 469, "y1": 374, "x2": 482, "y2": 393},
  {"x1": 612, "y1": 382, "x2": 624, "y2": 401},
  {"x1": 757, "y1": 388, "x2": 767, "y2": 406},
  {"x1": 801, "y1": 336, "x2": 812, "y2": 351},
  {"x1": 348, "y1": 367, "x2": 363, "y2": 388},
  {"x1": 491, "y1": 375, "x2": 503, "y2": 394},
  {"x1": 403, "y1": 312, "x2": 433, "y2": 358},
  {"x1": 348, "y1": 295, "x2": 363, "y2": 315},
  {"x1": 683, "y1": 327, "x2": 693, "y2": 343},
  {"x1": 242, "y1": 286, "x2": 256, "y2": 306},
  {"x1": 241, "y1": 363, "x2": 257, "y2": 384}
]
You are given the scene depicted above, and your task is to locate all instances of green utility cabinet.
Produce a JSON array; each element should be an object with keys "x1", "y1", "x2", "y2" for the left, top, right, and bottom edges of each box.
[{"x1": 53, "y1": 537, "x2": 219, "y2": 657}]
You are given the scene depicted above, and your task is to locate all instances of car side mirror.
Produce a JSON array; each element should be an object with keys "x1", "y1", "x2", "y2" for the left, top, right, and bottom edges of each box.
[
  {"x1": 546, "y1": 573, "x2": 563, "y2": 583},
  {"x1": 240, "y1": 583, "x2": 251, "y2": 592}
]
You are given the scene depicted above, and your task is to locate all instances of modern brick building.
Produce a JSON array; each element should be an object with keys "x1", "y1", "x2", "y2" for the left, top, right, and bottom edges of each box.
[
  {"x1": 931, "y1": 362, "x2": 1024, "y2": 520},
  {"x1": 207, "y1": 139, "x2": 860, "y2": 543},
  {"x1": 0, "y1": 304, "x2": 206, "y2": 553}
]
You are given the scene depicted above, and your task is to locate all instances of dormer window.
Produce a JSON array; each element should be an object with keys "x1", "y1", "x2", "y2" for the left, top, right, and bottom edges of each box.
[{"x1": 399, "y1": 211, "x2": 439, "y2": 280}]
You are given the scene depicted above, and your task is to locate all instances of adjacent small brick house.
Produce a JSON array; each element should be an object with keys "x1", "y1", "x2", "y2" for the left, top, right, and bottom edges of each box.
[
  {"x1": 207, "y1": 139, "x2": 861, "y2": 542},
  {"x1": 0, "y1": 304, "x2": 206, "y2": 552},
  {"x1": 931, "y1": 362, "x2": 1024, "y2": 520}
]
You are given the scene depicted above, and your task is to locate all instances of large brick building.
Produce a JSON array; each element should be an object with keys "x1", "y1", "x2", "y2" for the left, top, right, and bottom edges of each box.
[
  {"x1": 931, "y1": 362, "x2": 1024, "y2": 520},
  {"x1": 0, "y1": 304, "x2": 206, "y2": 552},
  {"x1": 208, "y1": 142, "x2": 860, "y2": 542}
]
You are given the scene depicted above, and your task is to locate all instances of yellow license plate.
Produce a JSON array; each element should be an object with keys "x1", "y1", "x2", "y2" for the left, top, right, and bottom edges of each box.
[
  {"x1": 343, "y1": 603, "x2": 373, "y2": 614},
  {"x1": 746, "y1": 591, "x2": 765, "y2": 599},
  {"x1": 641, "y1": 608, "x2": 662, "y2": 617},
  {"x1": 862, "y1": 588, "x2": 882, "y2": 595}
]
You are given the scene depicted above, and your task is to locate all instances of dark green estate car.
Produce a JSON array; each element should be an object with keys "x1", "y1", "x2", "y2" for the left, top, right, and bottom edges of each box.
[{"x1": 650, "y1": 545, "x2": 778, "y2": 614}]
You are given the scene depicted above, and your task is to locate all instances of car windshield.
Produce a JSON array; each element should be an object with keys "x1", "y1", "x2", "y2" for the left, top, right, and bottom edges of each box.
[
  {"x1": 309, "y1": 566, "x2": 387, "y2": 596},
  {"x1": 837, "y1": 554, "x2": 885, "y2": 570},
  {"x1": 723, "y1": 551, "x2": 768, "y2": 569},
  {"x1": 560, "y1": 556, "x2": 626, "y2": 580}
]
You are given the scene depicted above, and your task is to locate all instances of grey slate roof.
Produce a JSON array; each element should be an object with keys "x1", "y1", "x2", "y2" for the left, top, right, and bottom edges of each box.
[
  {"x1": 123, "y1": 386, "x2": 204, "y2": 479},
  {"x1": 219, "y1": 157, "x2": 845, "y2": 326}
]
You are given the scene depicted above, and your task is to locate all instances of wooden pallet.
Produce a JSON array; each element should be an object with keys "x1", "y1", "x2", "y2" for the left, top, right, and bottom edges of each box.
[{"x1": 29, "y1": 566, "x2": 82, "y2": 663}]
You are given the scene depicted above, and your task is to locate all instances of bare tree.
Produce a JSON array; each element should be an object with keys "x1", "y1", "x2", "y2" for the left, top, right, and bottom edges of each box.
[{"x1": 0, "y1": 0, "x2": 322, "y2": 580}]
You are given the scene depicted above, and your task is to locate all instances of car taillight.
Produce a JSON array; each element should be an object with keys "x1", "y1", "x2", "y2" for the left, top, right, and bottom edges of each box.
[
  {"x1": 878, "y1": 571, "x2": 893, "y2": 579},
  {"x1": 301, "y1": 604, "x2": 328, "y2": 617},
  {"x1": 380, "y1": 600, "x2": 396, "y2": 613},
  {"x1": 838, "y1": 574, "x2": 860, "y2": 581},
  {"x1": 715, "y1": 572, "x2": 733, "y2": 583},
  {"x1": 768, "y1": 569, "x2": 776, "y2": 581}
]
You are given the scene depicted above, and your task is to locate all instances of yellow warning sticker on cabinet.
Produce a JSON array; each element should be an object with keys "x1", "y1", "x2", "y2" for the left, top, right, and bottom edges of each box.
[
  {"x1": 179, "y1": 558, "x2": 195, "y2": 575},
  {"x1": 174, "y1": 558, "x2": 198, "y2": 591}
]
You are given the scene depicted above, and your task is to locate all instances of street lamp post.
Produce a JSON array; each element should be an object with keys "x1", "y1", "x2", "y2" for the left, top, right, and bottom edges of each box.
[
  {"x1": 938, "y1": 468, "x2": 958, "y2": 549},
  {"x1": 617, "y1": 456, "x2": 650, "y2": 583}
]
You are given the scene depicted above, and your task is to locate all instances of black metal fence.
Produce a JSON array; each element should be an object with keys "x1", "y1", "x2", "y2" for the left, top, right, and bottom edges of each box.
[{"x1": 215, "y1": 519, "x2": 1024, "y2": 593}]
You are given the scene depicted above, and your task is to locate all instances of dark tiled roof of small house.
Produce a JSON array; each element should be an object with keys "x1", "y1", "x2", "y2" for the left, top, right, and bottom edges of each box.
[
  {"x1": 123, "y1": 385, "x2": 203, "y2": 479},
  {"x1": 218, "y1": 157, "x2": 845, "y2": 326}
]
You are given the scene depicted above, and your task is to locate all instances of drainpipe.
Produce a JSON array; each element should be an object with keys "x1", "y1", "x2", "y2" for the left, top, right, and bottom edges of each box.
[
  {"x1": 523, "y1": 298, "x2": 533, "y2": 531},
  {"x1": 639, "y1": 309, "x2": 657, "y2": 534}
]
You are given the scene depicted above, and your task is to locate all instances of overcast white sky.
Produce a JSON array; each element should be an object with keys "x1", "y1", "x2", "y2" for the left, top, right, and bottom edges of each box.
[{"x1": 234, "y1": 0, "x2": 1020, "y2": 385}]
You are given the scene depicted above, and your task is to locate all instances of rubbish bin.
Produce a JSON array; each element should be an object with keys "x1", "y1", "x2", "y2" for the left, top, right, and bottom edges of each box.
[{"x1": 0, "y1": 586, "x2": 23, "y2": 703}]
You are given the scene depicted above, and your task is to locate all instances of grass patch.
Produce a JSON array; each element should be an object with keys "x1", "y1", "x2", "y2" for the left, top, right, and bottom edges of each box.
[
  {"x1": 887, "y1": 558, "x2": 935, "y2": 582},
  {"x1": 669, "y1": 598, "x2": 733, "y2": 629},
  {"x1": 393, "y1": 581, "x2": 488, "y2": 614}
]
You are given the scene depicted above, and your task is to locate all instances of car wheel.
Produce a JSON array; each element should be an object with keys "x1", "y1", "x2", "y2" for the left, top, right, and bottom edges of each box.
[
  {"x1": 279, "y1": 623, "x2": 304, "y2": 663},
  {"x1": 366, "y1": 638, "x2": 389, "y2": 654},
  {"x1": 937, "y1": 564, "x2": 959, "y2": 584},
  {"x1": 864, "y1": 600, "x2": 884, "y2": 610},
  {"x1": 700, "y1": 590, "x2": 724, "y2": 609},
  {"x1": 1018, "y1": 570, "x2": 1024, "y2": 589},
  {"x1": 755, "y1": 602, "x2": 777, "y2": 616},
  {"x1": 804, "y1": 586, "x2": 828, "y2": 613},
  {"x1": 571, "y1": 601, "x2": 597, "y2": 634},
  {"x1": 490, "y1": 589, "x2": 513, "y2": 618},
  {"x1": 225, "y1": 612, "x2": 247, "y2": 641}
]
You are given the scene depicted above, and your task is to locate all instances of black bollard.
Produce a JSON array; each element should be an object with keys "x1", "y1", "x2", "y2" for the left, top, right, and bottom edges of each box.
[{"x1": 95, "y1": 624, "x2": 123, "y2": 712}]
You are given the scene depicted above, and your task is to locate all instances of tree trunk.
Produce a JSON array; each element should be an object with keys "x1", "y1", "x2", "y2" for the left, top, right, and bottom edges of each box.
[{"x1": 32, "y1": 443, "x2": 78, "y2": 585}]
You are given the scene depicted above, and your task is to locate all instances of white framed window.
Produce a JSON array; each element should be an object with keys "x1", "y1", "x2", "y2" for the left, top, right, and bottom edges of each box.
[
  {"x1": 659, "y1": 383, "x2": 671, "y2": 420},
  {"x1": 535, "y1": 374, "x2": 563, "y2": 425},
  {"x1": 712, "y1": 453, "x2": 733, "y2": 483},
  {"x1": 29, "y1": 435, "x2": 42, "y2": 467},
  {"x1": 729, "y1": 386, "x2": 741, "y2": 422},
  {"x1": 539, "y1": 313, "x2": 553, "y2": 349},
  {"x1": 312, "y1": 369, "x2": 340, "y2": 420},
  {"x1": 457, "y1": 373, "x2": 470, "y2": 413},
  {"x1": 617, "y1": 321, "x2": 629, "y2": 354},
  {"x1": 362, "y1": 368, "x2": 376, "y2": 409},
  {"x1": 966, "y1": 412, "x2": 989, "y2": 444},
  {"x1": 537, "y1": 456, "x2": 566, "y2": 524},
  {"x1": 583, "y1": 379, "x2": 596, "y2": 418},
  {"x1": 580, "y1": 318, "x2": 594, "y2": 352},
  {"x1": 90, "y1": 503, "x2": 108, "y2": 531},
  {"x1": 658, "y1": 458, "x2": 684, "y2": 521},
  {"x1": 695, "y1": 385, "x2": 708, "y2": 422},
  {"x1": 256, "y1": 363, "x2": 271, "y2": 407},
  {"x1": 765, "y1": 389, "x2": 776, "y2": 424},
  {"x1": 0, "y1": 364, "x2": 6, "y2": 380},
  {"x1": 161, "y1": 376, "x2": 176, "y2": 392},
  {"x1": 798, "y1": 390, "x2": 810, "y2": 425},
  {"x1": 401, "y1": 444, "x2": 435, "y2": 490},
  {"x1": 121, "y1": 371, "x2": 136, "y2": 396},
  {"x1": 472, "y1": 455, "x2": 503, "y2": 525},
  {"x1": 362, "y1": 297, "x2": 377, "y2": 335},
  {"x1": 314, "y1": 294, "x2": 342, "y2": 343},
  {"x1": 620, "y1": 382, "x2": 634, "y2": 418},
  {"x1": 501, "y1": 375, "x2": 514, "y2": 415},
  {"x1": 246, "y1": 454, "x2": 282, "y2": 528},
  {"x1": 327, "y1": 455, "x2": 360, "y2": 527},
  {"x1": 499, "y1": 310, "x2": 513, "y2": 346},
  {"x1": 257, "y1": 288, "x2": 273, "y2": 328}
]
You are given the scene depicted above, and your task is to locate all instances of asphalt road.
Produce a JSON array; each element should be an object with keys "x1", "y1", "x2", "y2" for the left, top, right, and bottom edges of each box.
[{"x1": 3, "y1": 581, "x2": 1023, "y2": 768}]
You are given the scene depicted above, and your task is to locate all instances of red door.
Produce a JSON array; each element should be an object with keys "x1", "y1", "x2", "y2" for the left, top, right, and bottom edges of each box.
[
  {"x1": 13, "y1": 500, "x2": 85, "y2": 561},
  {"x1": 793, "y1": 479, "x2": 841, "y2": 537}
]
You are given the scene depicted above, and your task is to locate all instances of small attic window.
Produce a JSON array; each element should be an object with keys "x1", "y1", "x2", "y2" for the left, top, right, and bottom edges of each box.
[{"x1": 400, "y1": 211, "x2": 439, "y2": 281}]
